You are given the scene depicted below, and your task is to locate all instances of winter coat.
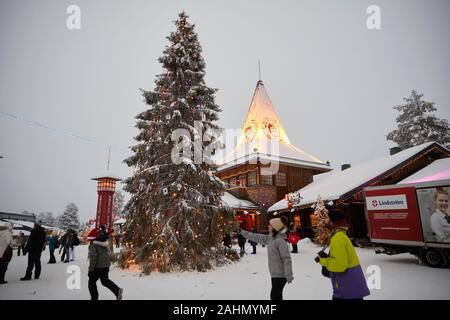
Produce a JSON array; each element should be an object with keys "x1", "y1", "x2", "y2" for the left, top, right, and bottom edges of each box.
[
  {"x1": 0, "y1": 224, "x2": 13, "y2": 258},
  {"x1": 17, "y1": 233, "x2": 26, "y2": 246},
  {"x1": 319, "y1": 227, "x2": 370, "y2": 299},
  {"x1": 88, "y1": 241, "x2": 111, "y2": 272},
  {"x1": 237, "y1": 233, "x2": 246, "y2": 246},
  {"x1": 46, "y1": 235, "x2": 59, "y2": 251},
  {"x1": 61, "y1": 232, "x2": 74, "y2": 247},
  {"x1": 240, "y1": 229, "x2": 293, "y2": 282},
  {"x1": 223, "y1": 234, "x2": 232, "y2": 248},
  {"x1": 248, "y1": 228, "x2": 257, "y2": 246},
  {"x1": 25, "y1": 225, "x2": 46, "y2": 253}
]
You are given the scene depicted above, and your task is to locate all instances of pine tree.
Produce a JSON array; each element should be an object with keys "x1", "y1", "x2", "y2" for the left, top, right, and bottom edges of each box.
[
  {"x1": 121, "y1": 12, "x2": 236, "y2": 273},
  {"x1": 387, "y1": 90, "x2": 450, "y2": 149},
  {"x1": 37, "y1": 212, "x2": 56, "y2": 227},
  {"x1": 60, "y1": 203, "x2": 80, "y2": 230},
  {"x1": 112, "y1": 190, "x2": 125, "y2": 220},
  {"x1": 313, "y1": 196, "x2": 330, "y2": 246}
]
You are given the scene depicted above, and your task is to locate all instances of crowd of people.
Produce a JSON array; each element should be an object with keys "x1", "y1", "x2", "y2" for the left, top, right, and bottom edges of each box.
[
  {"x1": 0, "y1": 221, "x2": 82, "y2": 282},
  {"x1": 0, "y1": 220, "x2": 122, "y2": 300},
  {"x1": 1, "y1": 213, "x2": 371, "y2": 301}
]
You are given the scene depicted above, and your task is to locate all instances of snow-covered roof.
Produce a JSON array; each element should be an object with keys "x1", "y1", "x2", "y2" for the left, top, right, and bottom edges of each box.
[
  {"x1": 268, "y1": 142, "x2": 449, "y2": 212},
  {"x1": 91, "y1": 172, "x2": 122, "y2": 181},
  {"x1": 13, "y1": 229, "x2": 30, "y2": 236},
  {"x1": 217, "y1": 81, "x2": 330, "y2": 171},
  {"x1": 3, "y1": 219, "x2": 35, "y2": 229},
  {"x1": 398, "y1": 158, "x2": 450, "y2": 184},
  {"x1": 113, "y1": 218, "x2": 126, "y2": 225},
  {"x1": 221, "y1": 192, "x2": 259, "y2": 210}
]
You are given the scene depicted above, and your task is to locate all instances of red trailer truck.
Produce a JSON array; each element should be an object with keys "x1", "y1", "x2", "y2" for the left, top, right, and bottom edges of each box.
[{"x1": 363, "y1": 179, "x2": 450, "y2": 268}]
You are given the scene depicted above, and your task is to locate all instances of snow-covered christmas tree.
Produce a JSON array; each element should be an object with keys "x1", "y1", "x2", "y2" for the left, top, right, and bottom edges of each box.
[
  {"x1": 37, "y1": 212, "x2": 56, "y2": 227},
  {"x1": 387, "y1": 90, "x2": 450, "y2": 149},
  {"x1": 313, "y1": 195, "x2": 330, "y2": 246},
  {"x1": 112, "y1": 190, "x2": 125, "y2": 221},
  {"x1": 121, "y1": 12, "x2": 236, "y2": 273},
  {"x1": 59, "y1": 203, "x2": 80, "y2": 230}
]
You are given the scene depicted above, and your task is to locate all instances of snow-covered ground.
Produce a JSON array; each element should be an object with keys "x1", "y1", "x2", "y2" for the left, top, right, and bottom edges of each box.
[{"x1": 1, "y1": 239, "x2": 449, "y2": 300}]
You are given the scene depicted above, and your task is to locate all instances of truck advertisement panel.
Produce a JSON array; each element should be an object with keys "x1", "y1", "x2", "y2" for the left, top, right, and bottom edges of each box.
[
  {"x1": 415, "y1": 185, "x2": 450, "y2": 243},
  {"x1": 365, "y1": 187, "x2": 422, "y2": 242}
]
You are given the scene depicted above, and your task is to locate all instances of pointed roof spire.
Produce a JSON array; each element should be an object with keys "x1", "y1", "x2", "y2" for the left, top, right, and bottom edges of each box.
[
  {"x1": 238, "y1": 80, "x2": 291, "y2": 146},
  {"x1": 219, "y1": 81, "x2": 330, "y2": 170}
]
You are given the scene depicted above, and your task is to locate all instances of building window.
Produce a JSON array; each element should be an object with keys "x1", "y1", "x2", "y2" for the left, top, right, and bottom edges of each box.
[
  {"x1": 238, "y1": 174, "x2": 247, "y2": 187},
  {"x1": 261, "y1": 174, "x2": 273, "y2": 186},
  {"x1": 275, "y1": 172, "x2": 287, "y2": 187},
  {"x1": 229, "y1": 176, "x2": 237, "y2": 187},
  {"x1": 293, "y1": 215, "x2": 301, "y2": 227},
  {"x1": 310, "y1": 213, "x2": 318, "y2": 227},
  {"x1": 248, "y1": 171, "x2": 256, "y2": 186}
]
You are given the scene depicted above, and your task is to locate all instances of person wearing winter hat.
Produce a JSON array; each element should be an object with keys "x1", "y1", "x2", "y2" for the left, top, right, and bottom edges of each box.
[
  {"x1": 0, "y1": 222, "x2": 14, "y2": 284},
  {"x1": 237, "y1": 216, "x2": 293, "y2": 300},
  {"x1": 314, "y1": 210, "x2": 370, "y2": 300},
  {"x1": 87, "y1": 227, "x2": 123, "y2": 300}
]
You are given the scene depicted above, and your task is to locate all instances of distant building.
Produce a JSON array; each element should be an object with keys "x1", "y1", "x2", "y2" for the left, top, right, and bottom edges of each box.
[{"x1": 0, "y1": 211, "x2": 36, "y2": 222}]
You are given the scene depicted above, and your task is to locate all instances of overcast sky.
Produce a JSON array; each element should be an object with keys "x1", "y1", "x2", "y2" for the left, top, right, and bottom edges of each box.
[{"x1": 1, "y1": 0, "x2": 449, "y2": 222}]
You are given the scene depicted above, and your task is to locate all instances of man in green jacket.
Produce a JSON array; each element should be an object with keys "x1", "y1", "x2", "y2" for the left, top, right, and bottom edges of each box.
[{"x1": 87, "y1": 226, "x2": 123, "y2": 300}]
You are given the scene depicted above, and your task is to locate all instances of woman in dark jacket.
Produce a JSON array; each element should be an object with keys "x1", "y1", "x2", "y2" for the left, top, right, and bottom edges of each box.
[{"x1": 87, "y1": 225, "x2": 123, "y2": 300}]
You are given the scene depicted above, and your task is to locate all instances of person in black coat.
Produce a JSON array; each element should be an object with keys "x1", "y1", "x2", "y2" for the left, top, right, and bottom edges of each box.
[
  {"x1": 60, "y1": 229, "x2": 74, "y2": 263},
  {"x1": 249, "y1": 226, "x2": 258, "y2": 254},
  {"x1": 223, "y1": 230, "x2": 232, "y2": 249},
  {"x1": 21, "y1": 221, "x2": 46, "y2": 280},
  {"x1": 237, "y1": 232, "x2": 246, "y2": 256}
]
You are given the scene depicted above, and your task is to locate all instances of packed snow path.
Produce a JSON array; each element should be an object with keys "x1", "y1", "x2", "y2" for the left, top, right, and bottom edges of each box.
[{"x1": 1, "y1": 239, "x2": 449, "y2": 300}]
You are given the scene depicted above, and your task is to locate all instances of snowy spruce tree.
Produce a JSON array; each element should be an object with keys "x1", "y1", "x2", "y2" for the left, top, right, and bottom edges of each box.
[
  {"x1": 37, "y1": 212, "x2": 56, "y2": 227},
  {"x1": 112, "y1": 190, "x2": 125, "y2": 220},
  {"x1": 59, "y1": 203, "x2": 80, "y2": 230},
  {"x1": 387, "y1": 90, "x2": 450, "y2": 149},
  {"x1": 121, "y1": 12, "x2": 236, "y2": 273},
  {"x1": 313, "y1": 195, "x2": 330, "y2": 246}
]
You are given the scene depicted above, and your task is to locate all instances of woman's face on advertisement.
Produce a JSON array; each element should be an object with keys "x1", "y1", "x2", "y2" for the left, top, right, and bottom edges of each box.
[{"x1": 435, "y1": 194, "x2": 449, "y2": 213}]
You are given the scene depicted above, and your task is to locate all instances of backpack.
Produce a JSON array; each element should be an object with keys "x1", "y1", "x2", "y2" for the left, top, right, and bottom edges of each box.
[{"x1": 73, "y1": 236, "x2": 80, "y2": 246}]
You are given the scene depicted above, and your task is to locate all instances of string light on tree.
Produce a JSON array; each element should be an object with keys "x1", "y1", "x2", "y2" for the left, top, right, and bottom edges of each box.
[{"x1": 120, "y1": 11, "x2": 237, "y2": 273}]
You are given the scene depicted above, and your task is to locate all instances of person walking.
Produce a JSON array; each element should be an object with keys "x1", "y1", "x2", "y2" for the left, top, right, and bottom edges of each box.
[
  {"x1": 237, "y1": 232, "x2": 246, "y2": 256},
  {"x1": 70, "y1": 229, "x2": 79, "y2": 261},
  {"x1": 314, "y1": 211, "x2": 370, "y2": 300},
  {"x1": 87, "y1": 225, "x2": 123, "y2": 300},
  {"x1": 288, "y1": 224, "x2": 300, "y2": 253},
  {"x1": 17, "y1": 231, "x2": 26, "y2": 256},
  {"x1": 0, "y1": 222, "x2": 14, "y2": 284},
  {"x1": 20, "y1": 221, "x2": 46, "y2": 280},
  {"x1": 237, "y1": 216, "x2": 293, "y2": 300},
  {"x1": 46, "y1": 232, "x2": 59, "y2": 264},
  {"x1": 61, "y1": 229, "x2": 73, "y2": 263}
]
